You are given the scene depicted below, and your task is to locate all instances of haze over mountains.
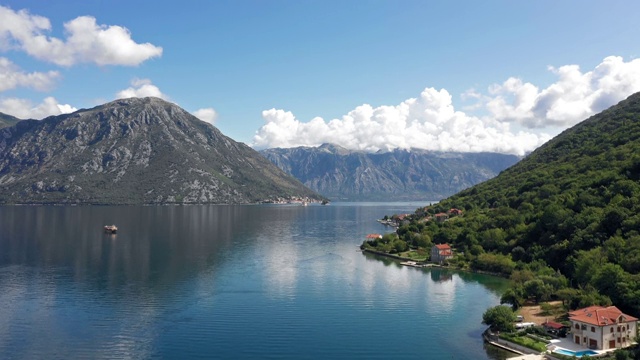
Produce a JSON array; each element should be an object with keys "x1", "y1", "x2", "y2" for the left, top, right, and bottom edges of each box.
[
  {"x1": 0, "y1": 97, "x2": 321, "y2": 204},
  {"x1": 261, "y1": 144, "x2": 520, "y2": 201}
]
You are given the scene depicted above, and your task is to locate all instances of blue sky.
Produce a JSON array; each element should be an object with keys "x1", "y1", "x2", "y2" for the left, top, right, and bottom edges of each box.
[{"x1": 1, "y1": 1, "x2": 640, "y2": 155}]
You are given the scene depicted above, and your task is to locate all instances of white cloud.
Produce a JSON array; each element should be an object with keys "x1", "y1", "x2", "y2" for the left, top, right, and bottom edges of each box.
[
  {"x1": 0, "y1": 96, "x2": 76, "y2": 119},
  {"x1": 193, "y1": 108, "x2": 217, "y2": 125},
  {"x1": 0, "y1": 57, "x2": 60, "y2": 92},
  {"x1": 253, "y1": 88, "x2": 550, "y2": 156},
  {"x1": 254, "y1": 55, "x2": 640, "y2": 155},
  {"x1": 485, "y1": 56, "x2": 640, "y2": 128},
  {"x1": 0, "y1": 5, "x2": 162, "y2": 66},
  {"x1": 115, "y1": 78, "x2": 168, "y2": 100}
]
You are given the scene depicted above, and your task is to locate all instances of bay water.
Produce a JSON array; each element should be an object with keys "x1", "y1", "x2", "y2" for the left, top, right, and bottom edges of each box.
[{"x1": 0, "y1": 203, "x2": 512, "y2": 359}]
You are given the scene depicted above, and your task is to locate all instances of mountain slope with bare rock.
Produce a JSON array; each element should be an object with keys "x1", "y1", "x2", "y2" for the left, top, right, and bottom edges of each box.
[
  {"x1": 0, "y1": 97, "x2": 322, "y2": 204},
  {"x1": 261, "y1": 144, "x2": 520, "y2": 201}
]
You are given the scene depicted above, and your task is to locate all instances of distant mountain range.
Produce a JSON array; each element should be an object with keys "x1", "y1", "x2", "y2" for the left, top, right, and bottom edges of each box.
[
  {"x1": 0, "y1": 97, "x2": 322, "y2": 204},
  {"x1": 261, "y1": 144, "x2": 520, "y2": 201}
]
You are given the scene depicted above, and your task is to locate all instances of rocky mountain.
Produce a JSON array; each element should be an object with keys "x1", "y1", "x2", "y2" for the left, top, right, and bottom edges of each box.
[
  {"x1": 0, "y1": 113, "x2": 21, "y2": 129},
  {"x1": 0, "y1": 97, "x2": 322, "y2": 204},
  {"x1": 260, "y1": 144, "x2": 520, "y2": 201}
]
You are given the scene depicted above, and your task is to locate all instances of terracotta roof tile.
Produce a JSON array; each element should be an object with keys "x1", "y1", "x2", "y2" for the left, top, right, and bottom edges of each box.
[
  {"x1": 569, "y1": 306, "x2": 638, "y2": 327},
  {"x1": 542, "y1": 321, "x2": 565, "y2": 330}
]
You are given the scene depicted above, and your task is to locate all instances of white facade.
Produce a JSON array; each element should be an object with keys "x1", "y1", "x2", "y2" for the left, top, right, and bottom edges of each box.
[{"x1": 569, "y1": 306, "x2": 638, "y2": 350}]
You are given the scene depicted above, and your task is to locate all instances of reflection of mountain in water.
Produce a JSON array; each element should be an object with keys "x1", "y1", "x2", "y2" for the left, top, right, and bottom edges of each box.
[
  {"x1": 0, "y1": 205, "x2": 306, "y2": 289},
  {"x1": 0, "y1": 204, "x2": 510, "y2": 360}
]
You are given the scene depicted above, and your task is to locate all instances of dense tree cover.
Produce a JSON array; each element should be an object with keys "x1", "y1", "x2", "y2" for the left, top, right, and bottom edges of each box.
[
  {"x1": 383, "y1": 93, "x2": 640, "y2": 317},
  {"x1": 482, "y1": 305, "x2": 516, "y2": 332}
]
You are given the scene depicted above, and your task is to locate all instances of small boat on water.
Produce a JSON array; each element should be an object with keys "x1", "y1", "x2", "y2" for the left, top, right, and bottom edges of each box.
[{"x1": 104, "y1": 225, "x2": 118, "y2": 234}]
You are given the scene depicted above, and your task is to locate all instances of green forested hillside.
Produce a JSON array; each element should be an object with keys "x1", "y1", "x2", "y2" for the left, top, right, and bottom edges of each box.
[{"x1": 383, "y1": 93, "x2": 640, "y2": 316}]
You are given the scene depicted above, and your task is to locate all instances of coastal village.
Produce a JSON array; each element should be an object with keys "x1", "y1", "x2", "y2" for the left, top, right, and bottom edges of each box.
[{"x1": 362, "y1": 205, "x2": 640, "y2": 359}]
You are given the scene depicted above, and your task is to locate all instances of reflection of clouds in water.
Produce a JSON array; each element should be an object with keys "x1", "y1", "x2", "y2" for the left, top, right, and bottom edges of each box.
[
  {"x1": 426, "y1": 274, "x2": 458, "y2": 313},
  {"x1": 381, "y1": 265, "x2": 413, "y2": 292},
  {"x1": 92, "y1": 305, "x2": 158, "y2": 360},
  {"x1": 261, "y1": 233, "x2": 299, "y2": 299}
]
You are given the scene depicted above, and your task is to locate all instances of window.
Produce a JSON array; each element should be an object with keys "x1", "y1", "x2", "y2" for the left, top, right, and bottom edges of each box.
[
  {"x1": 611, "y1": 327, "x2": 614, "y2": 333},
  {"x1": 581, "y1": 324, "x2": 587, "y2": 330},
  {"x1": 617, "y1": 326, "x2": 621, "y2": 332},
  {"x1": 618, "y1": 337, "x2": 621, "y2": 343},
  {"x1": 575, "y1": 324, "x2": 580, "y2": 330},
  {"x1": 591, "y1": 326, "x2": 595, "y2": 332}
]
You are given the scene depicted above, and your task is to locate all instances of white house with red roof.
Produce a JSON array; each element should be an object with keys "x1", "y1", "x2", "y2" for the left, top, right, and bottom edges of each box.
[
  {"x1": 430, "y1": 244, "x2": 453, "y2": 263},
  {"x1": 568, "y1": 305, "x2": 638, "y2": 350}
]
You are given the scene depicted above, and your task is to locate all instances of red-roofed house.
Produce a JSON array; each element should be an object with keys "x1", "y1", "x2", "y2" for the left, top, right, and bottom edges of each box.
[
  {"x1": 542, "y1": 321, "x2": 566, "y2": 331},
  {"x1": 434, "y1": 213, "x2": 449, "y2": 223},
  {"x1": 431, "y1": 244, "x2": 453, "y2": 263},
  {"x1": 366, "y1": 234, "x2": 383, "y2": 240},
  {"x1": 568, "y1": 305, "x2": 638, "y2": 350},
  {"x1": 448, "y1": 208, "x2": 463, "y2": 216}
]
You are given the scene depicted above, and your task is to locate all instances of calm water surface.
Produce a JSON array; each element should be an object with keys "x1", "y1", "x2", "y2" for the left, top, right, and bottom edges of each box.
[{"x1": 0, "y1": 203, "x2": 512, "y2": 359}]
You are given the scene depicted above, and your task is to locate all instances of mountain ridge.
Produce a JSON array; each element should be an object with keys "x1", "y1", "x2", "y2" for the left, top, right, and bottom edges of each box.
[
  {"x1": 0, "y1": 112, "x2": 22, "y2": 129},
  {"x1": 261, "y1": 144, "x2": 520, "y2": 201},
  {"x1": 0, "y1": 97, "x2": 322, "y2": 204}
]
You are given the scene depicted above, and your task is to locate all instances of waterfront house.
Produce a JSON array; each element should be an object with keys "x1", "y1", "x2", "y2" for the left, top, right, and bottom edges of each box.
[
  {"x1": 431, "y1": 244, "x2": 453, "y2": 263},
  {"x1": 366, "y1": 234, "x2": 382, "y2": 240},
  {"x1": 568, "y1": 305, "x2": 638, "y2": 350}
]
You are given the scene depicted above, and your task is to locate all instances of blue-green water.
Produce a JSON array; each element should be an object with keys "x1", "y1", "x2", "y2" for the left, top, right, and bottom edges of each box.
[{"x1": 0, "y1": 203, "x2": 511, "y2": 359}]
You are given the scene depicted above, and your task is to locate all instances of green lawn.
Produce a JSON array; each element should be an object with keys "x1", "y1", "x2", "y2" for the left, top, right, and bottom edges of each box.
[
  {"x1": 499, "y1": 333, "x2": 548, "y2": 353},
  {"x1": 398, "y1": 250, "x2": 428, "y2": 261}
]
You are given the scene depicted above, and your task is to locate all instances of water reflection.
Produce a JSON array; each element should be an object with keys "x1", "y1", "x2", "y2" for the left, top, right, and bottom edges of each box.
[
  {"x1": 0, "y1": 206, "x2": 255, "y2": 287},
  {"x1": 0, "y1": 204, "x2": 510, "y2": 359}
]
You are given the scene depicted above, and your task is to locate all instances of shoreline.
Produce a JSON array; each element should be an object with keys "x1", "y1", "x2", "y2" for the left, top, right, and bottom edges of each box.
[
  {"x1": 362, "y1": 247, "x2": 529, "y2": 357},
  {"x1": 360, "y1": 247, "x2": 506, "y2": 278}
]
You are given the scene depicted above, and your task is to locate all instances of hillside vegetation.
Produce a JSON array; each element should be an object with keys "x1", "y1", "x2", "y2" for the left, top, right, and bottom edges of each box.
[{"x1": 380, "y1": 93, "x2": 640, "y2": 316}]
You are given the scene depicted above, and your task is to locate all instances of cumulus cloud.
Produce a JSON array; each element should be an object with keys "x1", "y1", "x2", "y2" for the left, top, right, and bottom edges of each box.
[
  {"x1": 254, "y1": 88, "x2": 550, "y2": 156},
  {"x1": 486, "y1": 56, "x2": 640, "y2": 128},
  {"x1": 254, "y1": 55, "x2": 640, "y2": 155},
  {"x1": 115, "y1": 78, "x2": 168, "y2": 100},
  {"x1": 193, "y1": 108, "x2": 217, "y2": 125},
  {"x1": 0, "y1": 96, "x2": 76, "y2": 119},
  {"x1": 0, "y1": 57, "x2": 60, "y2": 92},
  {"x1": 0, "y1": 5, "x2": 162, "y2": 66}
]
